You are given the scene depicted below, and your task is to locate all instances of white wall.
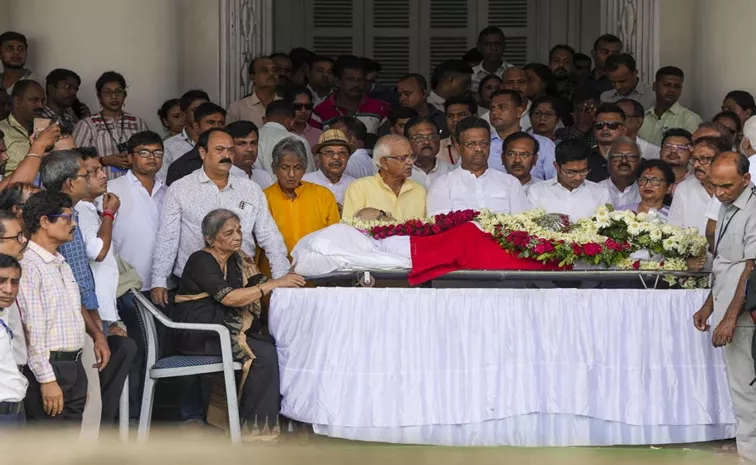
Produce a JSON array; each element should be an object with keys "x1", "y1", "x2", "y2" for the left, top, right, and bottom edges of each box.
[
  {"x1": 4, "y1": 0, "x2": 222, "y2": 131},
  {"x1": 657, "y1": 0, "x2": 696, "y2": 110},
  {"x1": 178, "y1": 0, "x2": 221, "y2": 103}
]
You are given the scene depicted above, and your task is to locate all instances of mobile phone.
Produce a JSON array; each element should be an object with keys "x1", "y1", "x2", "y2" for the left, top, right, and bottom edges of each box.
[{"x1": 33, "y1": 118, "x2": 52, "y2": 136}]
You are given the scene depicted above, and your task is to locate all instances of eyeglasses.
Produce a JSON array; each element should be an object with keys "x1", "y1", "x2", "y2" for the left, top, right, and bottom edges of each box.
[
  {"x1": 0, "y1": 232, "x2": 26, "y2": 244},
  {"x1": 461, "y1": 140, "x2": 491, "y2": 149},
  {"x1": 638, "y1": 176, "x2": 666, "y2": 186},
  {"x1": 134, "y1": 149, "x2": 165, "y2": 158},
  {"x1": 504, "y1": 150, "x2": 534, "y2": 159},
  {"x1": 293, "y1": 103, "x2": 314, "y2": 111},
  {"x1": 532, "y1": 111, "x2": 557, "y2": 119},
  {"x1": 593, "y1": 121, "x2": 623, "y2": 131},
  {"x1": 385, "y1": 154, "x2": 417, "y2": 164},
  {"x1": 101, "y1": 89, "x2": 126, "y2": 98},
  {"x1": 320, "y1": 149, "x2": 350, "y2": 158},
  {"x1": 608, "y1": 153, "x2": 641, "y2": 161},
  {"x1": 560, "y1": 167, "x2": 591, "y2": 177},
  {"x1": 691, "y1": 156, "x2": 715, "y2": 165},
  {"x1": 409, "y1": 134, "x2": 441, "y2": 143},
  {"x1": 662, "y1": 143, "x2": 691, "y2": 152},
  {"x1": 47, "y1": 213, "x2": 74, "y2": 223}
]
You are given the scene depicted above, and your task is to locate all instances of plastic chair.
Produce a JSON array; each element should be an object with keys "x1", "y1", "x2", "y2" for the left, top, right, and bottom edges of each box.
[{"x1": 130, "y1": 289, "x2": 242, "y2": 444}]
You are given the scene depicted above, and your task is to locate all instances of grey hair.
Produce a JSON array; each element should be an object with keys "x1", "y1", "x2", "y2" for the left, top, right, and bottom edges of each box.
[
  {"x1": 609, "y1": 136, "x2": 640, "y2": 154},
  {"x1": 696, "y1": 121, "x2": 734, "y2": 146},
  {"x1": 40, "y1": 150, "x2": 83, "y2": 193},
  {"x1": 271, "y1": 137, "x2": 308, "y2": 170},
  {"x1": 373, "y1": 134, "x2": 410, "y2": 168},
  {"x1": 201, "y1": 208, "x2": 240, "y2": 246}
]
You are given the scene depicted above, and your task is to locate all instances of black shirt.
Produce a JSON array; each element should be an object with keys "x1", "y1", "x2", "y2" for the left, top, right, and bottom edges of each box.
[
  {"x1": 587, "y1": 147, "x2": 609, "y2": 183},
  {"x1": 166, "y1": 146, "x2": 202, "y2": 186}
]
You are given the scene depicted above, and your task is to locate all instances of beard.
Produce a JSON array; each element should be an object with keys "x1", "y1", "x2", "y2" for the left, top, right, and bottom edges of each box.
[{"x1": 1, "y1": 59, "x2": 23, "y2": 70}]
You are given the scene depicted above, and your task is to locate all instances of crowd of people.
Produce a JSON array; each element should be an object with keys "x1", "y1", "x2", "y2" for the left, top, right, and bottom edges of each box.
[{"x1": 0, "y1": 24, "x2": 755, "y2": 457}]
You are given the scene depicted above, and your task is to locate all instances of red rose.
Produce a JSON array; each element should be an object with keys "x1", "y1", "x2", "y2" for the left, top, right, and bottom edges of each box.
[
  {"x1": 431, "y1": 224, "x2": 442, "y2": 234},
  {"x1": 534, "y1": 243, "x2": 548, "y2": 255},
  {"x1": 583, "y1": 243, "x2": 603, "y2": 257},
  {"x1": 572, "y1": 243, "x2": 583, "y2": 255},
  {"x1": 632, "y1": 260, "x2": 641, "y2": 270},
  {"x1": 540, "y1": 241, "x2": 555, "y2": 253}
]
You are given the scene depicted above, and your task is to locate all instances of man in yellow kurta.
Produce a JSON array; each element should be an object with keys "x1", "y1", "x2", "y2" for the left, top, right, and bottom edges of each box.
[
  {"x1": 264, "y1": 136, "x2": 340, "y2": 254},
  {"x1": 342, "y1": 134, "x2": 426, "y2": 221}
]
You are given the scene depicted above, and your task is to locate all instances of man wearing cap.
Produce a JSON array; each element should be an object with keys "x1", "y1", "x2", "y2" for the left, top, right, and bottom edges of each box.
[
  {"x1": 694, "y1": 151, "x2": 756, "y2": 463},
  {"x1": 302, "y1": 129, "x2": 356, "y2": 210}
]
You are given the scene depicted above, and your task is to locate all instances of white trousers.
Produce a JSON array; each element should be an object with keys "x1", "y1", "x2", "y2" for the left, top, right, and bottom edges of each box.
[
  {"x1": 724, "y1": 326, "x2": 756, "y2": 462},
  {"x1": 79, "y1": 334, "x2": 101, "y2": 440}
]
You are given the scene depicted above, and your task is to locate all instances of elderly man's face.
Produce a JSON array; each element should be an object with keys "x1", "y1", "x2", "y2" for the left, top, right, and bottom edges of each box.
[
  {"x1": 407, "y1": 122, "x2": 441, "y2": 161},
  {"x1": 710, "y1": 155, "x2": 751, "y2": 205},
  {"x1": 455, "y1": 127, "x2": 490, "y2": 171},
  {"x1": 503, "y1": 136, "x2": 538, "y2": 182},
  {"x1": 317, "y1": 143, "x2": 349, "y2": 179},
  {"x1": 691, "y1": 144, "x2": 717, "y2": 182},
  {"x1": 379, "y1": 140, "x2": 414, "y2": 179},
  {"x1": 275, "y1": 152, "x2": 306, "y2": 191},
  {"x1": 607, "y1": 142, "x2": 641, "y2": 181}
]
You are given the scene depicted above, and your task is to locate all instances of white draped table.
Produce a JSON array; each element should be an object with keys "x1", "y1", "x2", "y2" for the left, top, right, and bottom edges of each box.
[{"x1": 269, "y1": 288, "x2": 736, "y2": 446}]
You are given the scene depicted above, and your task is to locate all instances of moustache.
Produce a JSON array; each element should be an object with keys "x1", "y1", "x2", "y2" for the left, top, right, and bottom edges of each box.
[
  {"x1": 421, "y1": 145, "x2": 434, "y2": 152},
  {"x1": 32, "y1": 108, "x2": 44, "y2": 115},
  {"x1": 219, "y1": 158, "x2": 233, "y2": 164},
  {"x1": 511, "y1": 163, "x2": 525, "y2": 171},
  {"x1": 618, "y1": 163, "x2": 631, "y2": 169},
  {"x1": 327, "y1": 161, "x2": 343, "y2": 168},
  {"x1": 695, "y1": 167, "x2": 706, "y2": 174}
]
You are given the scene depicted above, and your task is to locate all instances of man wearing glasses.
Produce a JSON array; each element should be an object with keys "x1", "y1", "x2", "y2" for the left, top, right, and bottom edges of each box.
[
  {"x1": 659, "y1": 128, "x2": 693, "y2": 193},
  {"x1": 599, "y1": 137, "x2": 642, "y2": 208},
  {"x1": 501, "y1": 131, "x2": 540, "y2": 191},
  {"x1": 427, "y1": 117, "x2": 530, "y2": 215},
  {"x1": 587, "y1": 103, "x2": 627, "y2": 182},
  {"x1": 343, "y1": 134, "x2": 426, "y2": 221},
  {"x1": 406, "y1": 117, "x2": 454, "y2": 189},
  {"x1": 528, "y1": 138, "x2": 611, "y2": 224}
]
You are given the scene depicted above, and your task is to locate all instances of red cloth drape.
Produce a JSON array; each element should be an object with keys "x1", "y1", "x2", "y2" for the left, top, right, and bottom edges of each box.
[{"x1": 408, "y1": 222, "x2": 566, "y2": 285}]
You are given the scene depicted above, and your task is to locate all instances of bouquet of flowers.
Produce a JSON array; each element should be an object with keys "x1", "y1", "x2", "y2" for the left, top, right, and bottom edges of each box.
[{"x1": 342, "y1": 210, "x2": 479, "y2": 239}]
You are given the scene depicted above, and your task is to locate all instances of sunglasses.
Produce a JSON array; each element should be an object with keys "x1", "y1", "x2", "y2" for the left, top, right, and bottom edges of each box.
[
  {"x1": 293, "y1": 103, "x2": 314, "y2": 111},
  {"x1": 593, "y1": 121, "x2": 623, "y2": 131}
]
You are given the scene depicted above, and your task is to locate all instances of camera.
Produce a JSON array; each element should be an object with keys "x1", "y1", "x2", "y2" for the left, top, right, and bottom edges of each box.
[{"x1": 116, "y1": 142, "x2": 128, "y2": 153}]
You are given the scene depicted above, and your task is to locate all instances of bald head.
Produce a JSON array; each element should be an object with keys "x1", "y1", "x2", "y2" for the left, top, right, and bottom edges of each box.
[
  {"x1": 693, "y1": 122, "x2": 732, "y2": 146},
  {"x1": 710, "y1": 151, "x2": 751, "y2": 205}
]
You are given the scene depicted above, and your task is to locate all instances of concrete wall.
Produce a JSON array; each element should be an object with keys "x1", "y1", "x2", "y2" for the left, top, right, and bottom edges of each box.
[
  {"x1": 178, "y1": 0, "x2": 221, "y2": 103},
  {"x1": 657, "y1": 0, "x2": 697, "y2": 110},
  {"x1": 4, "y1": 0, "x2": 221, "y2": 131},
  {"x1": 548, "y1": 0, "x2": 603, "y2": 56}
]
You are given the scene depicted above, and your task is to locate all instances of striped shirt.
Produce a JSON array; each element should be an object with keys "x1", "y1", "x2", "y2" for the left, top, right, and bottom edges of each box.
[
  {"x1": 73, "y1": 112, "x2": 149, "y2": 180},
  {"x1": 18, "y1": 241, "x2": 85, "y2": 383}
]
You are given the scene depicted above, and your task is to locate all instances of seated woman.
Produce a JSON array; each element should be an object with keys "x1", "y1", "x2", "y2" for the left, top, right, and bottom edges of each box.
[
  {"x1": 618, "y1": 159, "x2": 675, "y2": 219},
  {"x1": 173, "y1": 209, "x2": 305, "y2": 438}
]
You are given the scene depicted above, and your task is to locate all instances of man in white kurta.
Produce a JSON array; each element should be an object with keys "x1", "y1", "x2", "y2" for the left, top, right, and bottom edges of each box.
[
  {"x1": 527, "y1": 138, "x2": 611, "y2": 223},
  {"x1": 426, "y1": 117, "x2": 530, "y2": 215},
  {"x1": 693, "y1": 152, "x2": 756, "y2": 463}
]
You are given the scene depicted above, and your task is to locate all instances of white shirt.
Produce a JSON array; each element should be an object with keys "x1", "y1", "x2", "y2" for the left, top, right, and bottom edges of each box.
[
  {"x1": 599, "y1": 178, "x2": 641, "y2": 208},
  {"x1": 0, "y1": 301, "x2": 26, "y2": 366},
  {"x1": 636, "y1": 136, "x2": 660, "y2": 160},
  {"x1": 668, "y1": 177, "x2": 713, "y2": 236},
  {"x1": 409, "y1": 158, "x2": 456, "y2": 189},
  {"x1": 230, "y1": 165, "x2": 276, "y2": 190},
  {"x1": 107, "y1": 171, "x2": 166, "y2": 291},
  {"x1": 302, "y1": 170, "x2": 355, "y2": 205},
  {"x1": 428, "y1": 91, "x2": 446, "y2": 113},
  {"x1": 151, "y1": 168, "x2": 290, "y2": 286},
  {"x1": 344, "y1": 148, "x2": 376, "y2": 179},
  {"x1": 522, "y1": 177, "x2": 542, "y2": 193},
  {"x1": 160, "y1": 129, "x2": 195, "y2": 180},
  {"x1": 470, "y1": 60, "x2": 514, "y2": 94},
  {"x1": 427, "y1": 168, "x2": 531, "y2": 215},
  {"x1": 481, "y1": 102, "x2": 533, "y2": 133},
  {"x1": 0, "y1": 313, "x2": 26, "y2": 402},
  {"x1": 705, "y1": 195, "x2": 723, "y2": 222},
  {"x1": 527, "y1": 179, "x2": 612, "y2": 223},
  {"x1": 75, "y1": 201, "x2": 120, "y2": 322},
  {"x1": 256, "y1": 122, "x2": 316, "y2": 173}
]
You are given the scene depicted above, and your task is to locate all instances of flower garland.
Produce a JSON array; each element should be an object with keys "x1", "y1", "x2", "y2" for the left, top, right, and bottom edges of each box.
[
  {"x1": 341, "y1": 206, "x2": 709, "y2": 275},
  {"x1": 341, "y1": 210, "x2": 478, "y2": 239}
]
